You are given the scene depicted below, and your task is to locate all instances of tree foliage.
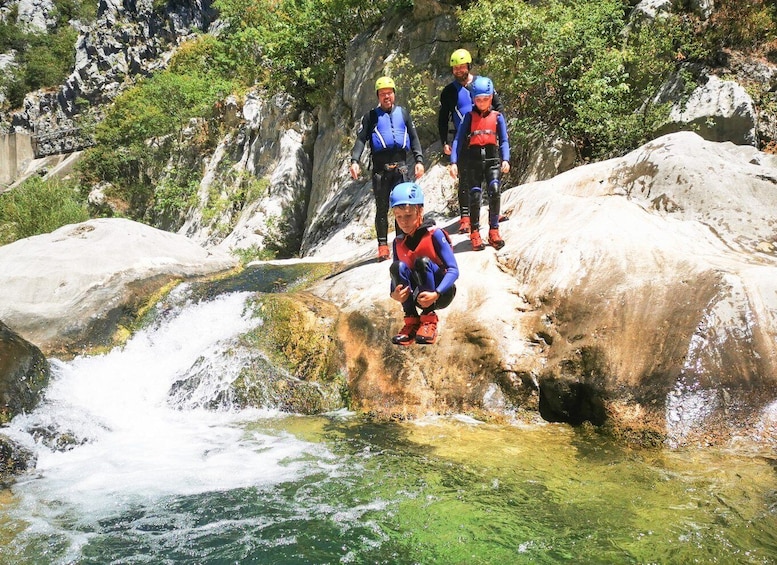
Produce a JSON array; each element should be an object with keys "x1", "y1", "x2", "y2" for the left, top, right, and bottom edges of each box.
[
  {"x1": 457, "y1": 0, "x2": 704, "y2": 159},
  {"x1": 213, "y1": 0, "x2": 411, "y2": 107}
]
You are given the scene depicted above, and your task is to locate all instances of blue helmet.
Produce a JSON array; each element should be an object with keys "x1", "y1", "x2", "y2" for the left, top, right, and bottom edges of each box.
[
  {"x1": 471, "y1": 76, "x2": 494, "y2": 98},
  {"x1": 389, "y1": 182, "x2": 424, "y2": 207}
]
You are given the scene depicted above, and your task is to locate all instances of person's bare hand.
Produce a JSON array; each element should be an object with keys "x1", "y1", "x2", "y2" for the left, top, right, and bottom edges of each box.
[
  {"x1": 416, "y1": 290, "x2": 439, "y2": 308},
  {"x1": 391, "y1": 284, "x2": 410, "y2": 303}
]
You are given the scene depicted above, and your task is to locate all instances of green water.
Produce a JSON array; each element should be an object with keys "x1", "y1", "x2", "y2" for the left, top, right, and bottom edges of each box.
[{"x1": 2, "y1": 414, "x2": 776, "y2": 564}]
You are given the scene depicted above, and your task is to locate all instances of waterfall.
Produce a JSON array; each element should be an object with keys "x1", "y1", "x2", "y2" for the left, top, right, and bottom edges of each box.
[{"x1": 4, "y1": 286, "x2": 329, "y2": 531}]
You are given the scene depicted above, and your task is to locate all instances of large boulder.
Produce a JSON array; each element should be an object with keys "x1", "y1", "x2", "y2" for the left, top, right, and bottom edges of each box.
[
  {"x1": 0, "y1": 217, "x2": 237, "y2": 355},
  {"x1": 656, "y1": 73, "x2": 757, "y2": 146},
  {"x1": 310, "y1": 132, "x2": 777, "y2": 447}
]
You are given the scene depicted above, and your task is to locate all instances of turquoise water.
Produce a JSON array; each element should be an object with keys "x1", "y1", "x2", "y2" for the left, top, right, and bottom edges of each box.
[
  {"x1": 1, "y1": 286, "x2": 775, "y2": 564},
  {"x1": 2, "y1": 414, "x2": 777, "y2": 564}
]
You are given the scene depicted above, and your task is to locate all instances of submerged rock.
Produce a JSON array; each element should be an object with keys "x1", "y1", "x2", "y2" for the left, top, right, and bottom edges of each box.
[
  {"x1": 167, "y1": 290, "x2": 347, "y2": 414},
  {"x1": 0, "y1": 434, "x2": 35, "y2": 486}
]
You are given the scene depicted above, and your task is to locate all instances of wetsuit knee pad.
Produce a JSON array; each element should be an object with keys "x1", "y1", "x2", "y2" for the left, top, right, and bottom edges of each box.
[
  {"x1": 413, "y1": 256, "x2": 433, "y2": 272},
  {"x1": 435, "y1": 285, "x2": 456, "y2": 311},
  {"x1": 389, "y1": 260, "x2": 405, "y2": 286}
]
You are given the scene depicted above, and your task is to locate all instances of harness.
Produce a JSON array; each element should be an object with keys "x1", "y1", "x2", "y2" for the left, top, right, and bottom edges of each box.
[
  {"x1": 468, "y1": 110, "x2": 499, "y2": 147},
  {"x1": 395, "y1": 227, "x2": 451, "y2": 270}
]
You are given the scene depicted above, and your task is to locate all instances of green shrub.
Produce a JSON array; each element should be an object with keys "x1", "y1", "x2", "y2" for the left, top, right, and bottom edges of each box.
[
  {"x1": 77, "y1": 46, "x2": 237, "y2": 219},
  {"x1": 213, "y1": 0, "x2": 412, "y2": 107},
  {"x1": 0, "y1": 177, "x2": 89, "y2": 245},
  {"x1": 3, "y1": 26, "x2": 79, "y2": 109},
  {"x1": 458, "y1": 0, "x2": 705, "y2": 159}
]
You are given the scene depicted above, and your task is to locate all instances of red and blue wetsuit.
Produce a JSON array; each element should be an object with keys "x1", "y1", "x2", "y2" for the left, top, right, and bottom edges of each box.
[
  {"x1": 438, "y1": 78, "x2": 504, "y2": 218},
  {"x1": 390, "y1": 219, "x2": 459, "y2": 316},
  {"x1": 451, "y1": 107, "x2": 510, "y2": 231}
]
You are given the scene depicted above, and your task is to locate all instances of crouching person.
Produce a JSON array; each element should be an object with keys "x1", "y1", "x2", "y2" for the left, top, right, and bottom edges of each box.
[{"x1": 388, "y1": 182, "x2": 459, "y2": 345}]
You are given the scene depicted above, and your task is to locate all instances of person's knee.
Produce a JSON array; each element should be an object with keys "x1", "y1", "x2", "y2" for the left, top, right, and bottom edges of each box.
[
  {"x1": 413, "y1": 256, "x2": 433, "y2": 273},
  {"x1": 389, "y1": 260, "x2": 401, "y2": 282}
]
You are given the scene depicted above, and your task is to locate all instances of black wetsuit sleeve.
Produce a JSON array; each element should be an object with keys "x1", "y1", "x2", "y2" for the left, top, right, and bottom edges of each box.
[
  {"x1": 492, "y1": 89, "x2": 504, "y2": 113},
  {"x1": 438, "y1": 83, "x2": 457, "y2": 147},
  {"x1": 350, "y1": 111, "x2": 372, "y2": 163}
]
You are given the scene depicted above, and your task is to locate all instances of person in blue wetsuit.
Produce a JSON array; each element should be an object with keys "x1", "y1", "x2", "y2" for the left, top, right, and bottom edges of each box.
[
  {"x1": 388, "y1": 182, "x2": 458, "y2": 345},
  {"x1": 350, "y1": 76, "x2": 425, "y2": 262},
  {"x1": 437, "y1": 48, "x2": 504, "y2": 234},
  {"x1": 449, "y1": 76, "x2": 511, "y2": 252}
]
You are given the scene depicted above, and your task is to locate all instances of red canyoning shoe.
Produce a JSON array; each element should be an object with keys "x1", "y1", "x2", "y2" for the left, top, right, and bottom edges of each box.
[
  {"x1": 415, "y1": 313, "x2": 439, "y2": 344},
  {"x1": 488, "y1": 228, "x2": 505, "y2": 250},
  {"x1": 458, "y1": 216, "x2": 471, "y2": 234},
  {"x1": 392, "y1": 316, "x2": 421, "y2": 345},
  {"x1": 470, "y1": 230, "x2": 485, "y2": 251},
  {"x1": 377, "y1": 244, "x2": 390, "y2": 262}
]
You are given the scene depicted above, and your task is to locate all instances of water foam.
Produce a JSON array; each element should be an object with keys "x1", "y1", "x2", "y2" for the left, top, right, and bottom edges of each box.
[{"x1": 7, "y1": 289, "x2": 327, "y2": 523}]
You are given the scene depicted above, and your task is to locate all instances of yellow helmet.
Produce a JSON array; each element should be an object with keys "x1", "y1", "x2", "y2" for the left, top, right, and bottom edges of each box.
[
  {"x1": 450, "y1": 48, "x2": 472, "y2": 66},
  {"x1": 375, "y1": 76, "x2": 396, "y2": 92}
]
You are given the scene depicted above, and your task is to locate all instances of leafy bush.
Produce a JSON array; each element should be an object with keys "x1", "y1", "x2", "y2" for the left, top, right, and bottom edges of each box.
[
  {"x1": 213, "y1": 0, "x2": 412, "y2": 107},
  {"x1": 78, "y1": 38, "x2": 239, "y2": 218},
  {"x1": 1, "y1": 0, "x2": 97, "y2": 109},
  {"x1": 705, "y1": 0, "x2": 777, "y2": 52},
  {"x1": 458, "y1": 0, "x2": 705, "y2": 159},
  {"x1": 0, "y1": 177, "x2": 89, "y2": 245},
  {"x1": 3, "y1": 26, "x2": 78, "y2": 108}
]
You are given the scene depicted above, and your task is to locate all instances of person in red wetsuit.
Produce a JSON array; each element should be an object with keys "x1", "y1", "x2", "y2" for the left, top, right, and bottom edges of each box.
[
  {"x1": 437, "y1": 48, "x2": 505, "y2": 234},
  {"x1": 388, "y1": 182, "x2": 459, "y2": 345},
  {"x1": 449, "y1": 76, "x2": 511, "y2": 251}
]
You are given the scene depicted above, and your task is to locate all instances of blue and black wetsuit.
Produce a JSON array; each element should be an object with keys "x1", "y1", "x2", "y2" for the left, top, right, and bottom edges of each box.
[
  {"x1": 351, "y1": 105, "x2": 424, "y2": 246},
  {"x1": 451, "y1": 107, "x2": 510, "y2": 231},
  {"x1": 390, "y1": 218, "x2": 459, "y2": 316}
]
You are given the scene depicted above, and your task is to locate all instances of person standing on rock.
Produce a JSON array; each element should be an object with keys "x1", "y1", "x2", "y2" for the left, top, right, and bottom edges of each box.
[
  {"x1": 449, "y1": 76, "x2": 510, "y2": 251},
  {"x1": 388, "y1": 182, "x2": 458, "y2": 345},
  {"x1": 438, "y1": 48, "x2": 505, "y2": 234},
  {"x1": 350, "y1": 76, "x2": 425, "y2": 262}
]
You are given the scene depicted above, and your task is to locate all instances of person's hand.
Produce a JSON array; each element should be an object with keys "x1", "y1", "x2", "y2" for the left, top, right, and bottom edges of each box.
[
  {"x1": 349, "y1": 161, "x2": 361, "y2": 180},
  {"x1": 501, "y1": 160, "x2": 510, "y2": 174},
  {"x1": 443, "y1": 143, "x2": 452, "y2": 156},
  {"x1": 416, "y1": 290, "x2": 439, "y2": 309},
  {"x1": 391, "y1": 284, "x2": 411, "y2": 303},
  {"x1": 414, "y1": 163, "x2": 425, "y2": 179},
  {"x1": 449, "y1": 163, "x2": 458, "y2": 179}
]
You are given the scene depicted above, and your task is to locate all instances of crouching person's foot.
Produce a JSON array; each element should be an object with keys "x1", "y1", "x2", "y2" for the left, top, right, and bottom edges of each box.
[
  {"x1": 392, "y1": 316, "x2": 421, "y2": 345},
  {"x1": 415, "y1": 313, "x2": 439, "y2": 344}
]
